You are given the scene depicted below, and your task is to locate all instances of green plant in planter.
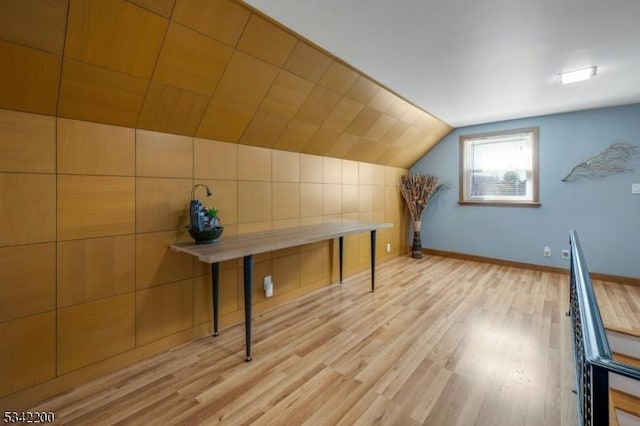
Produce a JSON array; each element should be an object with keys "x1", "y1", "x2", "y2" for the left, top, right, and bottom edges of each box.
[
  {"x1": 205, "y1": 206, "x2": 218, "y2": 219},
  {"x1": 203, "y1": 206, "x2": 220, "y2": 229}
]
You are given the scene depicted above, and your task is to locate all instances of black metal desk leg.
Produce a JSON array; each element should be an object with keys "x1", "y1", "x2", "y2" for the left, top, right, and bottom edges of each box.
[
  {"x1": 339, "y1": 236, "x2": 344, "y2": 283},
  {"x1": 243, "y1": 255, "x2": 253, "y2": 362},
  {"x1": 211, "y1": 262, "x2": 220, "y2": 336},
  {"x1": 370, "y1": 230, "x2": 376, "y2": 292}
]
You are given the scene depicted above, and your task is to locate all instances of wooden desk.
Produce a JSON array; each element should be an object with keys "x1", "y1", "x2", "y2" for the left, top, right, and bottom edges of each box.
[{"x1": 170, "y1": 221, "x2": 393, "y2": 361}]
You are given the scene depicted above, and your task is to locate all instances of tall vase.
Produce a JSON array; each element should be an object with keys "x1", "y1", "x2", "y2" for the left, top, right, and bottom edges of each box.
[{"x1": 411, "y1": 220, "x2": 423, "y2": 259}]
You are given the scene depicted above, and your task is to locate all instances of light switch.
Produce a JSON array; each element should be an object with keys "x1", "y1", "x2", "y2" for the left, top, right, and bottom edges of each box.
[{"x1": 632, "y1": 183, "x2": 640, "y2": 194}]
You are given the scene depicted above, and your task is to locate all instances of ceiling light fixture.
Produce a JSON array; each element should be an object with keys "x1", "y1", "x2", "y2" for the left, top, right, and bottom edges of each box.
[{"x1": 559, "y1": 66, "x2": 597, "y2": 84}]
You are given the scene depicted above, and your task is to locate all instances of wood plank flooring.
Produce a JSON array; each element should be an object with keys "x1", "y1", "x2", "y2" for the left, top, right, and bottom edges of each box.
[
  {"x1": 594, "y1": 279, "x2": 640, "y2": 333},
  {"x1": 32, "y1": 255, "x2": 579, "y2": 425}
]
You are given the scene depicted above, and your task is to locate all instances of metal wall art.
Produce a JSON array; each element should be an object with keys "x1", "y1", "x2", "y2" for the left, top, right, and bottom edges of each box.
[{"x1": 562, "y1": 141, "x2": 640, "y2": 182}]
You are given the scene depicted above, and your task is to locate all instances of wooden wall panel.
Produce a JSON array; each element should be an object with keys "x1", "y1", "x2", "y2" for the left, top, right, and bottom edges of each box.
[
  {"x1": 238, "y1": 221, "x2": 272, "y2": 234},
  {"x1": 368, "y1": 88, "x2": 396, "y2": 113},
  {"x1": 0, "y1": 173, "x2": 56, "y2": 247},
  {"x1": 0, "y1": 109, "x2": 56, "y2": 173},
  {"x1": 0, "y1": 0, "x2": 69, "y2": 54},
  {"x1": 0, "y1": 243, "x2": 56, "y2": 323},
  {"x1": 199, "y1": 179, "x2": 238, "y2": 225},
  {"x1": 246, "y1": 259, "x2": 272, "y2": 304},
  {"x1": 387, "y1": 98, "x2": 412, "y2": 120},
  {"x1": 299, "y1": 183, "x2": 322, "y2": 217},
  {"x1": 284, "y1": 42, "x2": 332, "y2": 83},
  {"x1": 57, "y1": 235, "x2": 135, "y2": 307},
  {"x1": 57, "y1": 293, "x2": 135, "y2": 374},
  {"x1": 239, "y1": 109, "x2": 290, "y2": 148},
  {"x1": 214, "y1": 51, "x2": 279, "y2": 109},
  {"x1": 0, "y1": 41, "x2": 61, "y2": 115},
  {"x1": 135, "y1": 178, "x2": 191, "y2": 233},
  {"x1": 342, "y1": 160, "x2": 359, "y2": 184},
  {"x1": 372, "y1": 185, "x2": 385, "y2": 211},
  {"x1": 319, "y1": 61, "x2": 359, "y2": 95},
  {"x1": 272, "y1": 253, "x2": 300, "y2": 294},
  {"x1": 299, "y1": 243, "x2": 325, "y2": 287},
  {"x1": 136, "y1": 279, "x2": 194, "y2": 346},
  {"x1": 323, "y1": 157, "x2": 343, "y2": 184},
  {"x1": 153, "y1": 22, "x2": 233, "y2": 96},
  {"x1": 342, "y1": 234, "x2": 359, "y2": 274},
  {"x1": 58, "y1": 59, "x2": 148, "y2": 128},
  {"x1": 272, "y1": 150, "x2": 300, "y2": 182},
  {"x1": 380, "y1": 121, "x2": 409, "y2": 146},
  {"x1": 238, "y1": 181, "x2": 271, "y2": 223},
  {"x1": 322, "y1": 98, "x2": 365, "y2": 133},
  {"x1": 135, "y1": 231, "x2": 193, "y2": 289},
  {"x1": 57, "y1": 118, "x2": 135, "y2": 176},
  {"x1": 262, "y1": 71, "x2": 314, "y2": 118},
  {"x1": 346, "y1": 107, "x2": 382, "y2": 137},
  {"x1": 172, "y1": 0, "x2": 250, "y2": 47},
  {"x1": 323, "y1": 184, "x2": 342, "y2": 215},
  {"x1": 137, "y1": 82, "x2": 210, "y2": 136},
  {"x1": 345, "y1": 76, "x2": 380, "y2": 105},
  {"x1": 371, "y1": 164, "x2": 385, "y2": 185},
  {"x1": 359, "y1": 162, "x2": 374, "y2": 185},
  {"x1": 196, "y1": 99, "x2": 255, "y2": 142},
  {"x1": 364, "y1": 114, "x2": 397, "y2": 142},
  {"x1": 64, "y1": 0, "x2": 168, "y2": 78},
  {"x1": 57, "y1": 175, "x2": 135, "y2": 240},
  {"x1": 325, "y1": 134, "x2": 359, "y2": 158},
  {"x1": 237, "y1": 14, "x2": 296, "y2": 67},
  {"x1": 359, "y1": 184, "x2": 373, "y2": 212},
  {"x1": 0, "y1": 312, "x2": 55, "y2": 397},
  {"x1": 273, "y1": 120, "x2": 318, "y2": 152},
  {"x1": 0, "y1": 0, "x2": 452, "y2": 169},
  {"x1": 128, "y1": 0, "x2": 176, "y2": 17},
  {"x1": 273, "y1": 218, "x2": 299, "y2": 230},
  {"x1": 194, "y1": 269, "x2": 237, "y2": 325},
  {"x1": 273, "y1": 182, "x2": 300, "y2": 220},
  {"x1": 238, "y1": 145, "x2": 272, "y2": 181},
  {"x1": 295, "y1": 86, "x2": 342, "y2": 125},
  {"x1": 302, "y1": 127, "x2": 340, "y2": 156},
  {"x1": 385, "y1": 165, "x2": 404, "y2": 187},
  {"x1": 136, "y1": 130, "x2": 193, "y2": 178},
  {"x1": 342, "y1": 184, "x2": 359, "y2": 214},
  {"x1": 300, "y1": 154, "x2": 323, "y2": 183},
  {"x1": 194, "y1": 138, "x2": 238, "y2": 180},
  {"x1": 358, "y1": 233, "x2": 372, "y2": 268}
]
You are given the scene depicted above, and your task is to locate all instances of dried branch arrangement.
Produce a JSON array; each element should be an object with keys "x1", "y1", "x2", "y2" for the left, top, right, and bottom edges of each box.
[
  {"x1": 400, "y1": 173, "x2": 446, "y2": 222},
  {"x1": 562, "y1": 141, "x2": 640, "y2": 182}
]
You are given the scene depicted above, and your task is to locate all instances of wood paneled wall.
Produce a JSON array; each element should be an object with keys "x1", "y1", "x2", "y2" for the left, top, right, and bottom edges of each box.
[
  {"x1": 0, "y1": 109, "x2": 408, "y2": 408},
  {"x1": 0, "y1": 0, "x2": 451, "y2": 169}
]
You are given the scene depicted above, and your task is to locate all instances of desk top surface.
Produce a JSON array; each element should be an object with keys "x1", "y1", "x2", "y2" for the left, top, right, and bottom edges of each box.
[{"x1": 170, "y1": 221, "x2": 393, "y2": 264}]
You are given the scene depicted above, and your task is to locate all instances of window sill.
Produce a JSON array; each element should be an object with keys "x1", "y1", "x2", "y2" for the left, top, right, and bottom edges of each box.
[{"x1": 458, "y1": 200, "x2": 542, "y2": 208}]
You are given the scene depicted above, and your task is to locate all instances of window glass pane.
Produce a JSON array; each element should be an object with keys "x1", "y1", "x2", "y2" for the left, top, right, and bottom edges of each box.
[{"x1": 460, "y1": 127, "x2": 538, "y2": 205}]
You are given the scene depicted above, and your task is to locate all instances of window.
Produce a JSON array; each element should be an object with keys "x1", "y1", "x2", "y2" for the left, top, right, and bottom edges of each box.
[{"x1": 459, "y1": 127, "x2": 539, "y2": 206}]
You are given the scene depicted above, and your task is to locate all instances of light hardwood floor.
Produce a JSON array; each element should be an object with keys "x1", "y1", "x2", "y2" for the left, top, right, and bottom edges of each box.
[
  {"x1": 594, "y1": 278, "x2": 640, "y2": 333},
  {"x1": 33, "y1": 255, "x2": 579, "y2": 425}
]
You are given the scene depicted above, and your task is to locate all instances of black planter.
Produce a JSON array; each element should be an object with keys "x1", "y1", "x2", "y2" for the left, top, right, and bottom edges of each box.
[
  {"x1": 189, "y1": 226, "x2": 224, "y2": 244},
  {"x1": 411, "y1": 221, "x2": 422, "y2": 259}
]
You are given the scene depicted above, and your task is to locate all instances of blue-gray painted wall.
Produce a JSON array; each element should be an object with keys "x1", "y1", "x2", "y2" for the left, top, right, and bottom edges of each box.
[{"x1": 411, "y1": 103, "x2": 640, "y2": 278}]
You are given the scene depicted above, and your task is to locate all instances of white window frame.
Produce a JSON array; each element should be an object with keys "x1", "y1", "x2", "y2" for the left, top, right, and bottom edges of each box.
[{"x1": 459, "y1": 127, "x2": 540, "y2": 207}]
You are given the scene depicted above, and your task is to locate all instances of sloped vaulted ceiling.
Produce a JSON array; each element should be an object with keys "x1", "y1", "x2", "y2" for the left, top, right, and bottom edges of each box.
[{"x1": 0, "y1": 0, "x2": 451, "y2": 168}]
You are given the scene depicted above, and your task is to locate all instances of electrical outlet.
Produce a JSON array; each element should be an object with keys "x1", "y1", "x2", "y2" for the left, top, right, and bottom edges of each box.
[
  {"x1": 386, "y1": 243, "x2": 391, "y2": 252},
  {"x1": 633, "y1": 183, "x2": 640, "y2": 194},
  {"x1": 562, "y1": 249, "x2": 570, "y2": 259},
  {"x1": 543, "y1": 246, "x2": 551, "y2": 257},
  {"x1": 263, "y1": 275, "x2": 273, "y2": 298}
]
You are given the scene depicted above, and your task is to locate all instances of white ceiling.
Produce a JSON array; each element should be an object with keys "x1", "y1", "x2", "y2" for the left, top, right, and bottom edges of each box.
[{"x1": 244, "y1": 0, "x2": 640, "y2": 128}]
